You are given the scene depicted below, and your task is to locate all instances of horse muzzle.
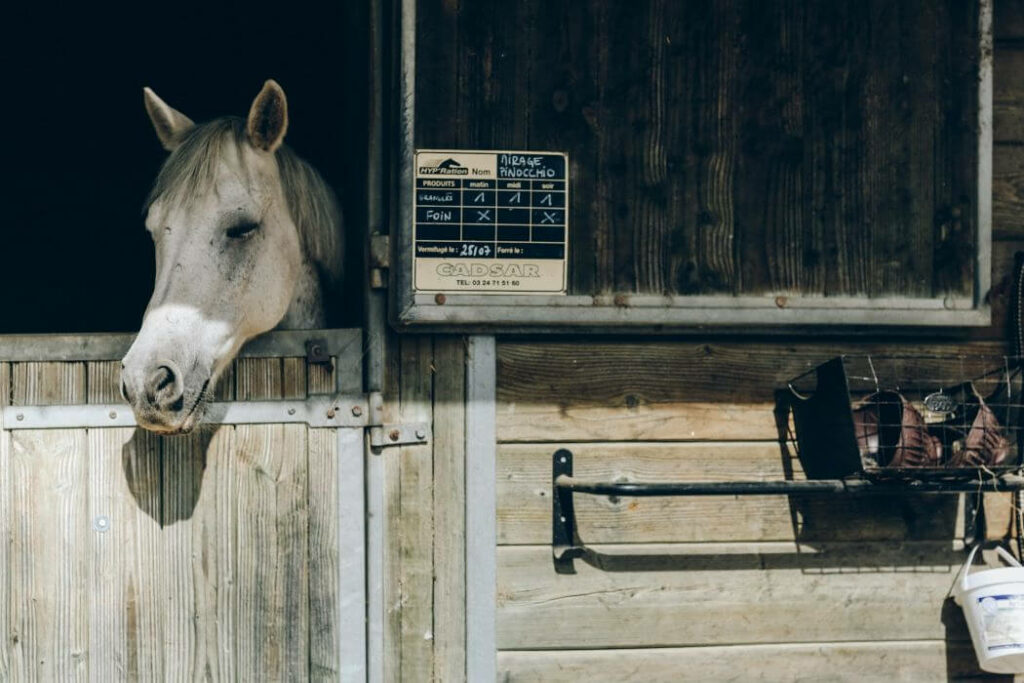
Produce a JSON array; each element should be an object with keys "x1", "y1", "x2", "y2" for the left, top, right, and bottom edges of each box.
[{"x1": 121, "y1": 356, "x2": 211, "y2": 435}]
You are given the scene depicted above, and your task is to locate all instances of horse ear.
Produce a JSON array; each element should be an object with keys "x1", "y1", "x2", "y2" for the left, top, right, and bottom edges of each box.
[
  {"x1": 143, "y1": 87, "x2": 195, "y2": 152},
  {"x1": 246, "y1": 80, "x2": 288, "y2": 152}
]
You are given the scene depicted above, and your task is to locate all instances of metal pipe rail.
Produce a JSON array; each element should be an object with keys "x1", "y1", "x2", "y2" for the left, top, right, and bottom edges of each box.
[{"x1": 551, "y1": 448, "x2": 1024, "y2": 573}]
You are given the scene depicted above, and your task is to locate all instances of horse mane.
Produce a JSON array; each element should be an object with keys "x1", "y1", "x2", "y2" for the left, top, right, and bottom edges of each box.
[{"x1": 144, "y1": 116, "x2": 344, "y2": 290}]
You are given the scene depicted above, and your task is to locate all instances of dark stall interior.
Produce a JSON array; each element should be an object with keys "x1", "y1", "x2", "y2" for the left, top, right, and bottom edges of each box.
[{"x1": 1, "y1": 1, "x2": 367, "y2": 333}]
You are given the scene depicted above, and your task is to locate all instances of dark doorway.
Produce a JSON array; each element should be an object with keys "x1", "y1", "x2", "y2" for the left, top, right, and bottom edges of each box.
[{"x1": 2, "y1": 1, "x2": 367, "y2": 333}]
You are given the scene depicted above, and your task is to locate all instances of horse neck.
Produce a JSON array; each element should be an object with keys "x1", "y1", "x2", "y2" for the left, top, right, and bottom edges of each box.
[{"x1": 278, "y1": 259, "x2": 326, "y2": 330}]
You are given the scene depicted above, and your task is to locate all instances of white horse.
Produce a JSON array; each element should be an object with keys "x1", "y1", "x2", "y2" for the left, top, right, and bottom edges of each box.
[{"x1": 121, "y1": 81, "x2": 344, "y2": 434}]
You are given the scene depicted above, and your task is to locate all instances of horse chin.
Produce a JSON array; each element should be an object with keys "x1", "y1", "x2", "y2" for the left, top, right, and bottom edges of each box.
[
  {"x1": 132, "y1": 385, "x2": 209, "y2": 436},
  {"x1": 137, "y1": 409, "x2": 204, "y2": 436}
]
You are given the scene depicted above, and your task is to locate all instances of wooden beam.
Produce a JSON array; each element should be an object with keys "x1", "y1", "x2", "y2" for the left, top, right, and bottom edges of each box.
[
  {"x1": 433, "y1": 337, "x2": 467, "y2": 682},
  {"x1": 497, "y1": 641, "x2": 990, "y2": 682},
  {"x1": 497, "y1": 542, "x2": 969, "y2": 650}
]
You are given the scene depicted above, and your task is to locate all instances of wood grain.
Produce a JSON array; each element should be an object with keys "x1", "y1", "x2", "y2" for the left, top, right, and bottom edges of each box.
[
  {"x1": 11, "y1": 362, "x2": 85, "y2": 406},
  {"x1": 497, "y1": 442, "x2": 963, "y2": 545},
  {"x1": 308, "y1": 353, "x2": 342, "y2": 679},
  {"x1": 994, "y1": 144, "x2": 1024, "y2": 239},
  {"x1": 414, "y1": 0, "x2": 979, "y2": 300},
  {"x1": 496, "y1": 541, "x2": 969, "y2": 649},
  {"x1": 496, "y1": 340, "x2": 1009, "y2": 442},
  {"x1": 995, "y1": 48, "x2": 1024, "y2": 143},
  {"x1": 397, "y1": 336, "x2": 436, "y2": 680},
  {"x1": 996, "y1": 0, "x2": 1024, "y2": 41},
  {"x1": 0, "y1": 362, "x2": 9, "y2": 679},
  {"x1": 497, "y1": 641, "x2": 993, "y2": 682},
  {"x1": 433, "y1": 337, "x2": 467, "y2": 683},
  {"x1": 8, "y1": 363, "x2": 88, "y2": 681},
  {"x1": 229, "y1": 359, "x2": 309, "y2": 680}
]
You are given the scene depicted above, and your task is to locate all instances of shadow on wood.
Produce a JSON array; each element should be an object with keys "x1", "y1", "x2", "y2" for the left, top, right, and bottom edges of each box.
[{"x1": 121, "y1": 424, "x2": 217, "y2": 526}]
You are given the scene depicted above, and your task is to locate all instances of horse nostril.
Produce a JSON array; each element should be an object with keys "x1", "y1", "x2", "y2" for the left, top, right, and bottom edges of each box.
[
  {"x1": 154, "y1": 365, "x2": 175, "y2": 393},
  {"x1": 145, "y1": 363, "x2": 183, "y2": 411},
  {"x1": 120, "y1": 378, "x2": 132, "y2": 404}
]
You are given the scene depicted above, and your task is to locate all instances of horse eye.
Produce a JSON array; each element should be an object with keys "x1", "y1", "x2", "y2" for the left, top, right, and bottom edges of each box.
[{"x1": 226, "y1": 222, "x2": 260, "y2": 239}]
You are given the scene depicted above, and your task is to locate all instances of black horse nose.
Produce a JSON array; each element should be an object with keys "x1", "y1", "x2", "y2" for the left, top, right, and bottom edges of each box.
[{"x1": 145, "y1": 362, "x2": 184, "y2": 412}]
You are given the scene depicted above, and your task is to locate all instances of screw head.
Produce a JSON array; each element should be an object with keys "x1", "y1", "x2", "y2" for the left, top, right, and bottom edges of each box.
[
  {"x1": 415, "y1": 428, "x2": 426, "y2": 440},
  {"x1": 15, "y1": 413, "x2": 23, "y2": 421},
  {"x1": 351, "y1": 405, "x2": 363, "y2": 417},
  {"x1": 326, "y1": 408, "x2": 337, "y2": 419},
  {"x1": 93, "y1": 516, "x2": 110, "y2": 533},
  {"x1": 108, "y1": 411, "x2": 117, "y2": 420},
  {"x1": 389, "y1": 429, "x2": 401, "y2": 442},
  {"x1": 287, "y1": 408, "x2": 296, "y2": 416},
  {"x1": 434, "y1": 293, "x2": 447, "y2": 305}
]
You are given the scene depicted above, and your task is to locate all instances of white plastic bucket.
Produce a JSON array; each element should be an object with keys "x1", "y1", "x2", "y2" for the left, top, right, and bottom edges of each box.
[{"x1": 954, "y1": 545, "x2": 1024, "y2": 674}]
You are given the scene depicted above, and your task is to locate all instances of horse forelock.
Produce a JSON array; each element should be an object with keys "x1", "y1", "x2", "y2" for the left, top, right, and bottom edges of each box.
[{"x1": 144, "y1": 116, "x2": 344, "y2": 286}]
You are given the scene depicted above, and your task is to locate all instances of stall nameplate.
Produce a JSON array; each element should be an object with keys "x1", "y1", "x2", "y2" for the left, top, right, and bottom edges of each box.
[{"x1": 413, "y1": 150, "x2": 568, "y2": 294}]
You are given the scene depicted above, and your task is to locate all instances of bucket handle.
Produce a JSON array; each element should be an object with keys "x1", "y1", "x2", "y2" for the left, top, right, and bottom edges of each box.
[{"x1": 960, "y1": 545, "x2": 1024, "y2": 592}]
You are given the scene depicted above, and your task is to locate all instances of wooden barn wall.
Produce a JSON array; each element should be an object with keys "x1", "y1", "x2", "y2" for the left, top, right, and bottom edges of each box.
[
  {"x1": 0, "y1": 345, "x2": 358, "y2": 680},
  {"x1": 415, "y1": 0, "x2": 979, "y2": 301},
  {"x1": 474, "y1": 5, "x2": 1024, "y2": 682}
]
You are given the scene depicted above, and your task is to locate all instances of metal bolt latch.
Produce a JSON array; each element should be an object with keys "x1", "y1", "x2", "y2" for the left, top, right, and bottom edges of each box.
[{"x1": 305, "y1": 338, "x2": 331, "y2": 365}]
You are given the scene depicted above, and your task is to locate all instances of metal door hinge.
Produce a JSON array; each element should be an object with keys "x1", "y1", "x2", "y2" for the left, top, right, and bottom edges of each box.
[
  {"x1": 369, "y1": 234, "x2": 390, "y2": 290},
  {"x1": 365, "y1": 390, "x2": 430, "y2": 449}
]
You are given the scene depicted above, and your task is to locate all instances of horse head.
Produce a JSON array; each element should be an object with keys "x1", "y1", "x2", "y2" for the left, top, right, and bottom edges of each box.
[{"x1": 121, "y1": 81, "x2": 342, "y2": 434}]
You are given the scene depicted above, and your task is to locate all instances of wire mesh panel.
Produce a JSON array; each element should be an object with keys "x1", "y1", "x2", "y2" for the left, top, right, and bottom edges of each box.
[{"x1": 786, "y1": 355, "x2": 1024, "y2": 480}]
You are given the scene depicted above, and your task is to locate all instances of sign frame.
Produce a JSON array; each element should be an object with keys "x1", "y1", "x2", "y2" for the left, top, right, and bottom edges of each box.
[
  {"x1": 391, "y1": 0, "x2": 993, "y2": 333},
  {"x1": 412, "y1": 149, "x2": 569, "y2": 296}
]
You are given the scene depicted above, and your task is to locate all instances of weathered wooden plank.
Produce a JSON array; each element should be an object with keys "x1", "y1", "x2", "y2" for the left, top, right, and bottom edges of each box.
[
  {"x1": 496, "y1": 641, "x2": 994, "y2": 682},
  {"x1": 188, "y1": 425, "x2": 234, "y2": 681},
  {"x1": 279, "y1": 361, "x2": 310, "y2": 679},
  {"x1": 87, "y1": 427, "x2": 165, "y2": 681},
  {"x1": 228, "y1": 358, "x2": 308, "y2": 680},
  {"x1": 433, "y1": 337, "x2": 467, "y2": 682},
  {"x1": 309, "y1": 353, "x2": 342, "y2": 679},
  {"x1": 8, "y1": 363, "x2": 87, "y2": 680},
  {"x1": 214, "y1": 361, "x2": 236, "y2": 401},
  {"x1": 415, "y1": 0, "x2": 979, "y2": 300},
  {"x1": 994, "y1": 144, "x2": 1024, "y2": 238},
  {"x1": 235, "y1": 357, "x2": 284, "y2": 400},
  {"x1": 307, "y1": 428, "x2": 336, "y2": 681},
  {"x1": 85, "y1": 363, "x2": 158, "y2": 680},
  {"x1": 496, "y1": 340, "x2": 1009, "y2": 442},
  {"x1": 496, "y1": 542, "x2": 969, "y2": 649},
  {"x1": 994, "y1": 48, "x2": 1024, "y2": 142},
  {"x1": 384, "y1": 336, "x2": 435, "y2": 678},
  {"x1": 996, "y1": 0, "x2": 1024, "y2": 41},
  {"x1": 0, "y1": 361, "x2": 9, "y2": 679},
  {"x1": 497, "y1": 442, "x2": 963, "y2": 545},
  {"x1": 11, "y1": 361, "x2": 85, "y2": 405}
]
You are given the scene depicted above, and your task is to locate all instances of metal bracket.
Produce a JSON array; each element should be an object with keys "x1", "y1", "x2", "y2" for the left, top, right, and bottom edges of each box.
[
  {"x1": 1, "y1": 396, "x2": 431, "y2": 446},
  {"x1": 369, "y1": 234, "x2": 390, "y2": 290},
  {"x1": 364, "y1": 390, "x2": 429, "y2": 449},
  {"x1": 305, "y1": 338, "x2": 332, "y2": 365},
  {"x1": 552, "y1": 449, "x2": 583, "y2": 574}
]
